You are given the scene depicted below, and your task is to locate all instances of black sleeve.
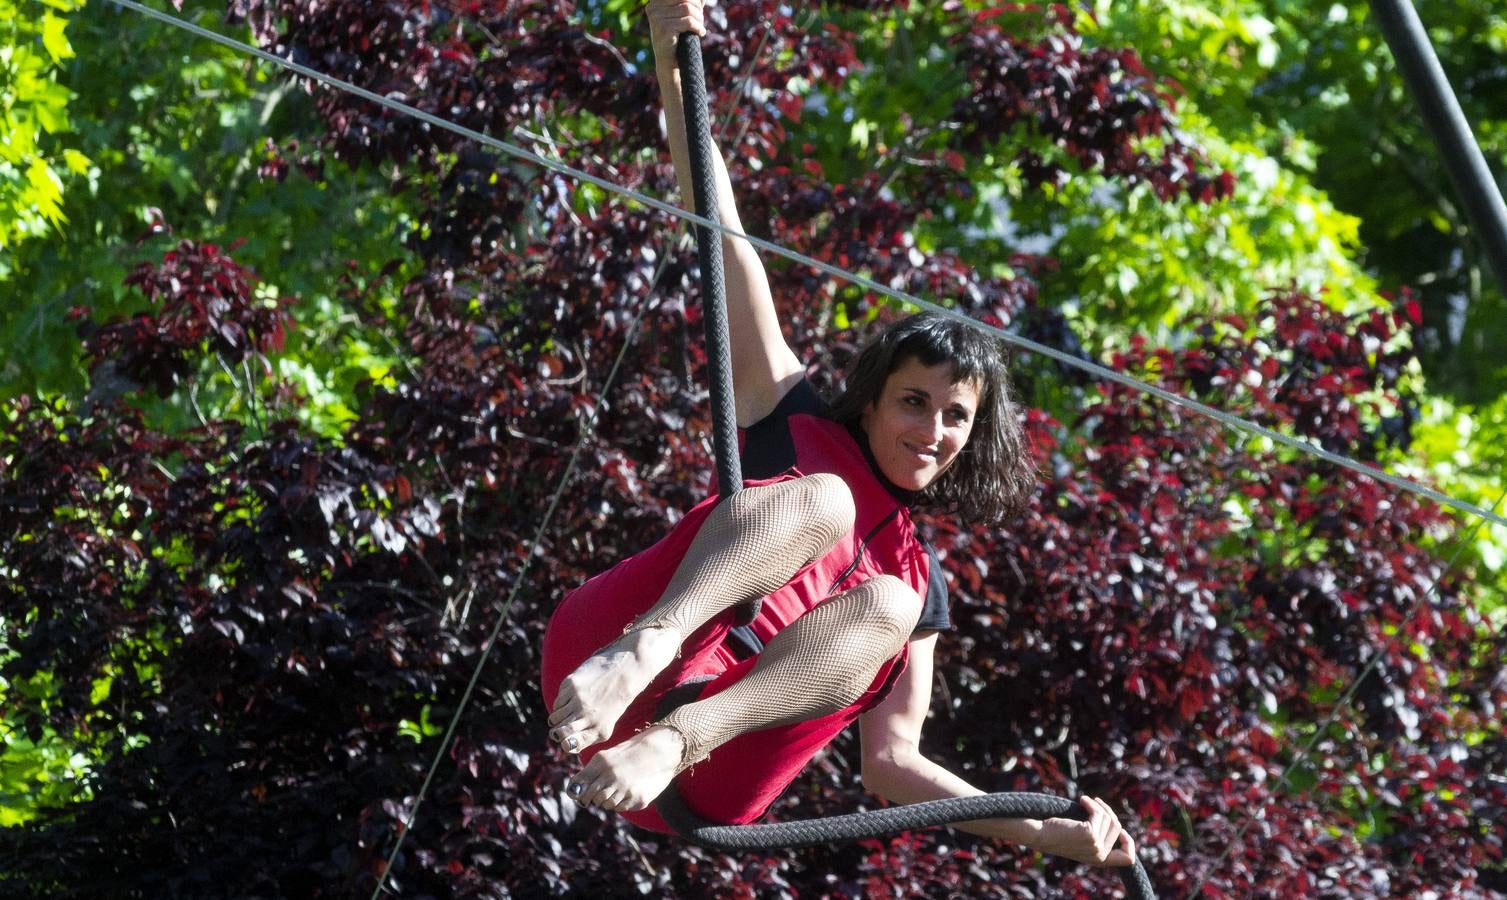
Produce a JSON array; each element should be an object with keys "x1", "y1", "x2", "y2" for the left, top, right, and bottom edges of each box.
[
  {"x1": 739, "y1": 378, "x2": 828, "y2": 480},
  {"x1": 912, "y1": 543, "x2": 952, "y2": 634}
]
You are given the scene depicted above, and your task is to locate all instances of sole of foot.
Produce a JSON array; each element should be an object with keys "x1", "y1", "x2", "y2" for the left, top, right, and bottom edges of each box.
[
  {"x1": 547, "y1": 625, "x2": 681, "y2": 753},
  {"x1": 567, "y1": 724, "x2": 687, "y2": 812}
]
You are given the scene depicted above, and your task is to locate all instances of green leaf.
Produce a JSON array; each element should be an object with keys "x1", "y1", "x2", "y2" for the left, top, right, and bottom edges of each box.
[
  {"x1": 40, "y1": 11, "x2": 74, "y2": 62},
  {"x1": 61, "y1": 147, "x2": 90, "y2": 174}
]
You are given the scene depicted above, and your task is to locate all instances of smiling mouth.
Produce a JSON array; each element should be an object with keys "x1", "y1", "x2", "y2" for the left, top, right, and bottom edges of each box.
[{"x1": 904, "y1": 442, "x2": 938, "y2": 462}]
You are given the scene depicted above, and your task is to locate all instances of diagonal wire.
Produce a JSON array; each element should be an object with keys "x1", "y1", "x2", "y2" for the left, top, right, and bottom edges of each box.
[
  {"x1": 365, "y1": 242, "x2": 657, "y2": 896},
  {"x1": 1187, "y1": 482, "x2": 1507, "y2": 896},
  {"x1": 359, "y1": 14, "x2": 786, "y2": 900},
  {"x1": 102, "y1": 0, "x2": 1507, "y2": 533},
  {"x1": 369, "y1": 299, "x2": 646, "y2": 898}
]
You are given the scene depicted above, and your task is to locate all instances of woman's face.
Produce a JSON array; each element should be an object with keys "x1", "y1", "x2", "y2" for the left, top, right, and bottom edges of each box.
[{"x1": 860, "y1": 356, "x2": 981, "y2": 492}]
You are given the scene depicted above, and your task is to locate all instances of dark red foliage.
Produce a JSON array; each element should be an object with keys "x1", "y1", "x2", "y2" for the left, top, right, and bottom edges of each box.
[
  {"x1": 75, "y1": 239, "x2": 293, "y2": 398},
  {"x1": 0, "y1": 2, "x2": 1500, "y2": 898},
  {"x1": 951, "y1": 6, "x2": 1235, "y2": 203}
]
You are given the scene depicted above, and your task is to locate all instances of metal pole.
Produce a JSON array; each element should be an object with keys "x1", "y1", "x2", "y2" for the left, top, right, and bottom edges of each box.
[{"x1": 1369, "y1": 0, "x2": 1507, "y2": 302}]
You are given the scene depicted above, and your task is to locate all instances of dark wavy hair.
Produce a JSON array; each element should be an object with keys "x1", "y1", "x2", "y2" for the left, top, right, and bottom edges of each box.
[{"x1": 827, "y1": 312, "x2": 1036, "y2": 524}]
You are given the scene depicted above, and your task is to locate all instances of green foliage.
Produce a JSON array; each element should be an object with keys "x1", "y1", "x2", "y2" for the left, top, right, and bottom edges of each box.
[
  {"x1": 1410, "y1": 392, "x2": 1507, "y2": 617},
  {"x1": 761, "y1": 3, "x2": 1382, "y2": 352},
  {"x1": 1088, "y1": 0, "x2": 1507, "y2": 404},
  {"x1": 0, "y1": 0, "x2": 92, "y2": 260},
  {"x1": 0, "y1": 665, "x2": 121, "y2": 827},
  {"x1": 1, "y1": 0, "x2": 417, "y2": 438},
  {"x1": 0, "y1": 0, "x2": 421, "y2": 832},
  {"x1": 1024, "y1": 120, "x2": 1379, "y2": 350}
]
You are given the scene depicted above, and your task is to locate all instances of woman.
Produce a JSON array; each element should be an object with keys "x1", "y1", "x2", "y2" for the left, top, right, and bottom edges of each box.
[{"x1": 540, "y1": 0, "x2": 1136, "y2": 869}]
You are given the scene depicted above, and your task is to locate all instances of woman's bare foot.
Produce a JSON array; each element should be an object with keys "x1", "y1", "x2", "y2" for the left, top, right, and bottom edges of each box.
[
  {"x1": 547, "y1": 625, "x2": 682, "y2": 753},
  {"x1": 566, "y1": 724, "x2": 687, "y2": 812}
]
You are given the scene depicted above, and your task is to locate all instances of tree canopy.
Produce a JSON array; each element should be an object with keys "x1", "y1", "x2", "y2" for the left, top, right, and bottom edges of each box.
[{"x1": 1, "y1": 1, "x2": 1503, "y2": 897}]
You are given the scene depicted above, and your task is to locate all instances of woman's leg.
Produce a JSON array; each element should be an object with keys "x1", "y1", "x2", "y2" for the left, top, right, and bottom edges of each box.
[
  {"x1": 547, "y1": 473, "x2": 854, "y2": 754},
  {"x1": 568, "y1": 573, "x2": 921, "y2": 813}
]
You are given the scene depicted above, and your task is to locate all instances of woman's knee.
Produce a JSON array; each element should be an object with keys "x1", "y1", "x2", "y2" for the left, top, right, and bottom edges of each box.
[
  {"x1": 729, "y1": 473, "x2": 855, "y2": 546},
  {"x1": 797, "y1": 473, "x2": 856, "y2": 540},
  {"x1": 790, "y1": 575, "x2": 921, "y2": 658},
  {"x1": 845, "y1": 574, "x2": 923, "y2": 638}
]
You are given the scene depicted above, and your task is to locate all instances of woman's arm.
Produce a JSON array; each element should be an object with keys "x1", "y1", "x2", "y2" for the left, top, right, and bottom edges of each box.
[
  {"x1": 858, "y1": 634, "x2": 1137, "y2": 868},
  {"x1": 646, "y1": 1, "x2": 804, "y2": 427}
]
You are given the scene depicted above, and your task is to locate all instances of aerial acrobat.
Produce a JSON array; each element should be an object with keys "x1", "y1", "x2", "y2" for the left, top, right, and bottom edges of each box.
[{"x1": 541, "y1": 0, "x2": 1141, "y2": 876}]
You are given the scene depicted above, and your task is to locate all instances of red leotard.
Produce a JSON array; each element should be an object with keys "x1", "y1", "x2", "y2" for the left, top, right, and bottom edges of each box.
[{"x1": 540, "y1": 414, "x2": 930, "y2": 832}]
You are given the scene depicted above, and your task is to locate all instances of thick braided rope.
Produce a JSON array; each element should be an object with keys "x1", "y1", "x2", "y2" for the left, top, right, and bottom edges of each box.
[
  {"x1": 676, "y1": 32, "x2": 755, "y2": 632},
  {"x1": 676, "y1": 33, "x2": 742, "y2": 501},
  {"x1": 659, "y1": 784, "x2": 1156, "y2": 898}
]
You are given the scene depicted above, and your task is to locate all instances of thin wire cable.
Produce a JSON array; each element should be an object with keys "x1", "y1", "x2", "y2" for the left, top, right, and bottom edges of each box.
[
  {"x1": 356, "y1": 23, "x2": 781, "y2": 900},
  {"x1": 366, "y1": 304, "x2": 652, "y2": 898},
  {"x1": 103, "y1": 0, "x2": 1507, "y2": 532},
  {"x1": 1187, "y1": 482, "x2": 1507, "y2": 896}
]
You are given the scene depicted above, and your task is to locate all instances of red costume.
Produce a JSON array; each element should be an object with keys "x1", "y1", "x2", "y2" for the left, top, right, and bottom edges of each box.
[{"x1": 540, "y1": 413, "x2": 932, "y2": 832}]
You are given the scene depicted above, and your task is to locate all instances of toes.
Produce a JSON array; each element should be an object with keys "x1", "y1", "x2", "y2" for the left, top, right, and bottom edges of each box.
[
  {"x1": 549, "y1": 723, "x2": 587, "y2": 754},
  {"x1": 547, "y1": 696, "x2": 578, "y2": 728},
  {"x1": 567, "y1": 757, "x2": 605, "y2": 804},
  {"x1": 566, "y1": 774, "x2": 592, "y2": 806},
  {"x1": 576, "y1": 777, "x2": 609, "y2": 810}
]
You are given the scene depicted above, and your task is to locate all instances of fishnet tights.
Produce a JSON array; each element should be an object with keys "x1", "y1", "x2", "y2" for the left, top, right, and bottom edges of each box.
[
  {"x1": 625, "y1": 473, "x2": 855, "y2": 640},
  {"x1": 660, "y1": 574, "x2": 920, "y2": 770}
]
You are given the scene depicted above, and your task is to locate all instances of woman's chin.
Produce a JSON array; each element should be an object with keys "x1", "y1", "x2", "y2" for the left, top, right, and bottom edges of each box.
[
  {"x1": 877, "y1": 454, "x2": 944, "y2": 491},
  {"x1": 889, "y1": 470, "x2": 933, "y2": 492}
]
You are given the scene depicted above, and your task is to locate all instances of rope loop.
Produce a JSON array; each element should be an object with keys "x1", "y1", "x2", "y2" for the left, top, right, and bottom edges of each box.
[{"x1": 658, "y1": 782, "x2": 1157, "y2": 899}]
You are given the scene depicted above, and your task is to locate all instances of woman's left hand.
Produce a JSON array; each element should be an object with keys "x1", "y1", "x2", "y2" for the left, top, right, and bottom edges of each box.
[
  {"x1": 1029, "y1": 795, "x2": 1138, "y2": 867},
  {"x1": 647, "y1": 0, "x2": 706, "y2": 63}
]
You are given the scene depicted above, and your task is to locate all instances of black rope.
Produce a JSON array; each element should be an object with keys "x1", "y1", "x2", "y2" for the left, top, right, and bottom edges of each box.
[
  {"x1": 678, "y1": 35, "x2": 741, "y2": 497},
  {"x1": 656, "y1": 31, "x2": 1155, "y2": 899},
  {"x1": 676, "y1": 33, "x2": 742, "y2": 501},
  {"x1": 660, "y1": 784, "x2": 1157, "y2": 899},
  {"x1": 676, "y1": 32, "x2": 759, "y2": 628}
]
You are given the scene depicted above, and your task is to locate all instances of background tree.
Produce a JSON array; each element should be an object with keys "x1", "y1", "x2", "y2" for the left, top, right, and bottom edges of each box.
[
  {"x1": 0, "y1": 0, "x2": 1502, "y2": 897},
  {"x1": 0, "y1": 0, "x2": 91, "y2": 263}
]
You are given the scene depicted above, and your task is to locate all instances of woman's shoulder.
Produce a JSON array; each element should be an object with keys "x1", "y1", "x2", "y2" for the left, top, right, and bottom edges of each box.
[
  {"x1": 761, "y1": 377, "x2": 828, "y2": 424},
  {"x1": 740, "y1": 376, "x2": 831, "y2": 480}
]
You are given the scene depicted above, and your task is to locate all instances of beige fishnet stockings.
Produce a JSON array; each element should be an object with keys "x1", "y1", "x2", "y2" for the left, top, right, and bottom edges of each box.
[
  {"x1": 659, "y1": 573, "x2": 921, "y2": 770},
  {"x1": 625, "y1": 473, "x2": 855, "y2": 640}
]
